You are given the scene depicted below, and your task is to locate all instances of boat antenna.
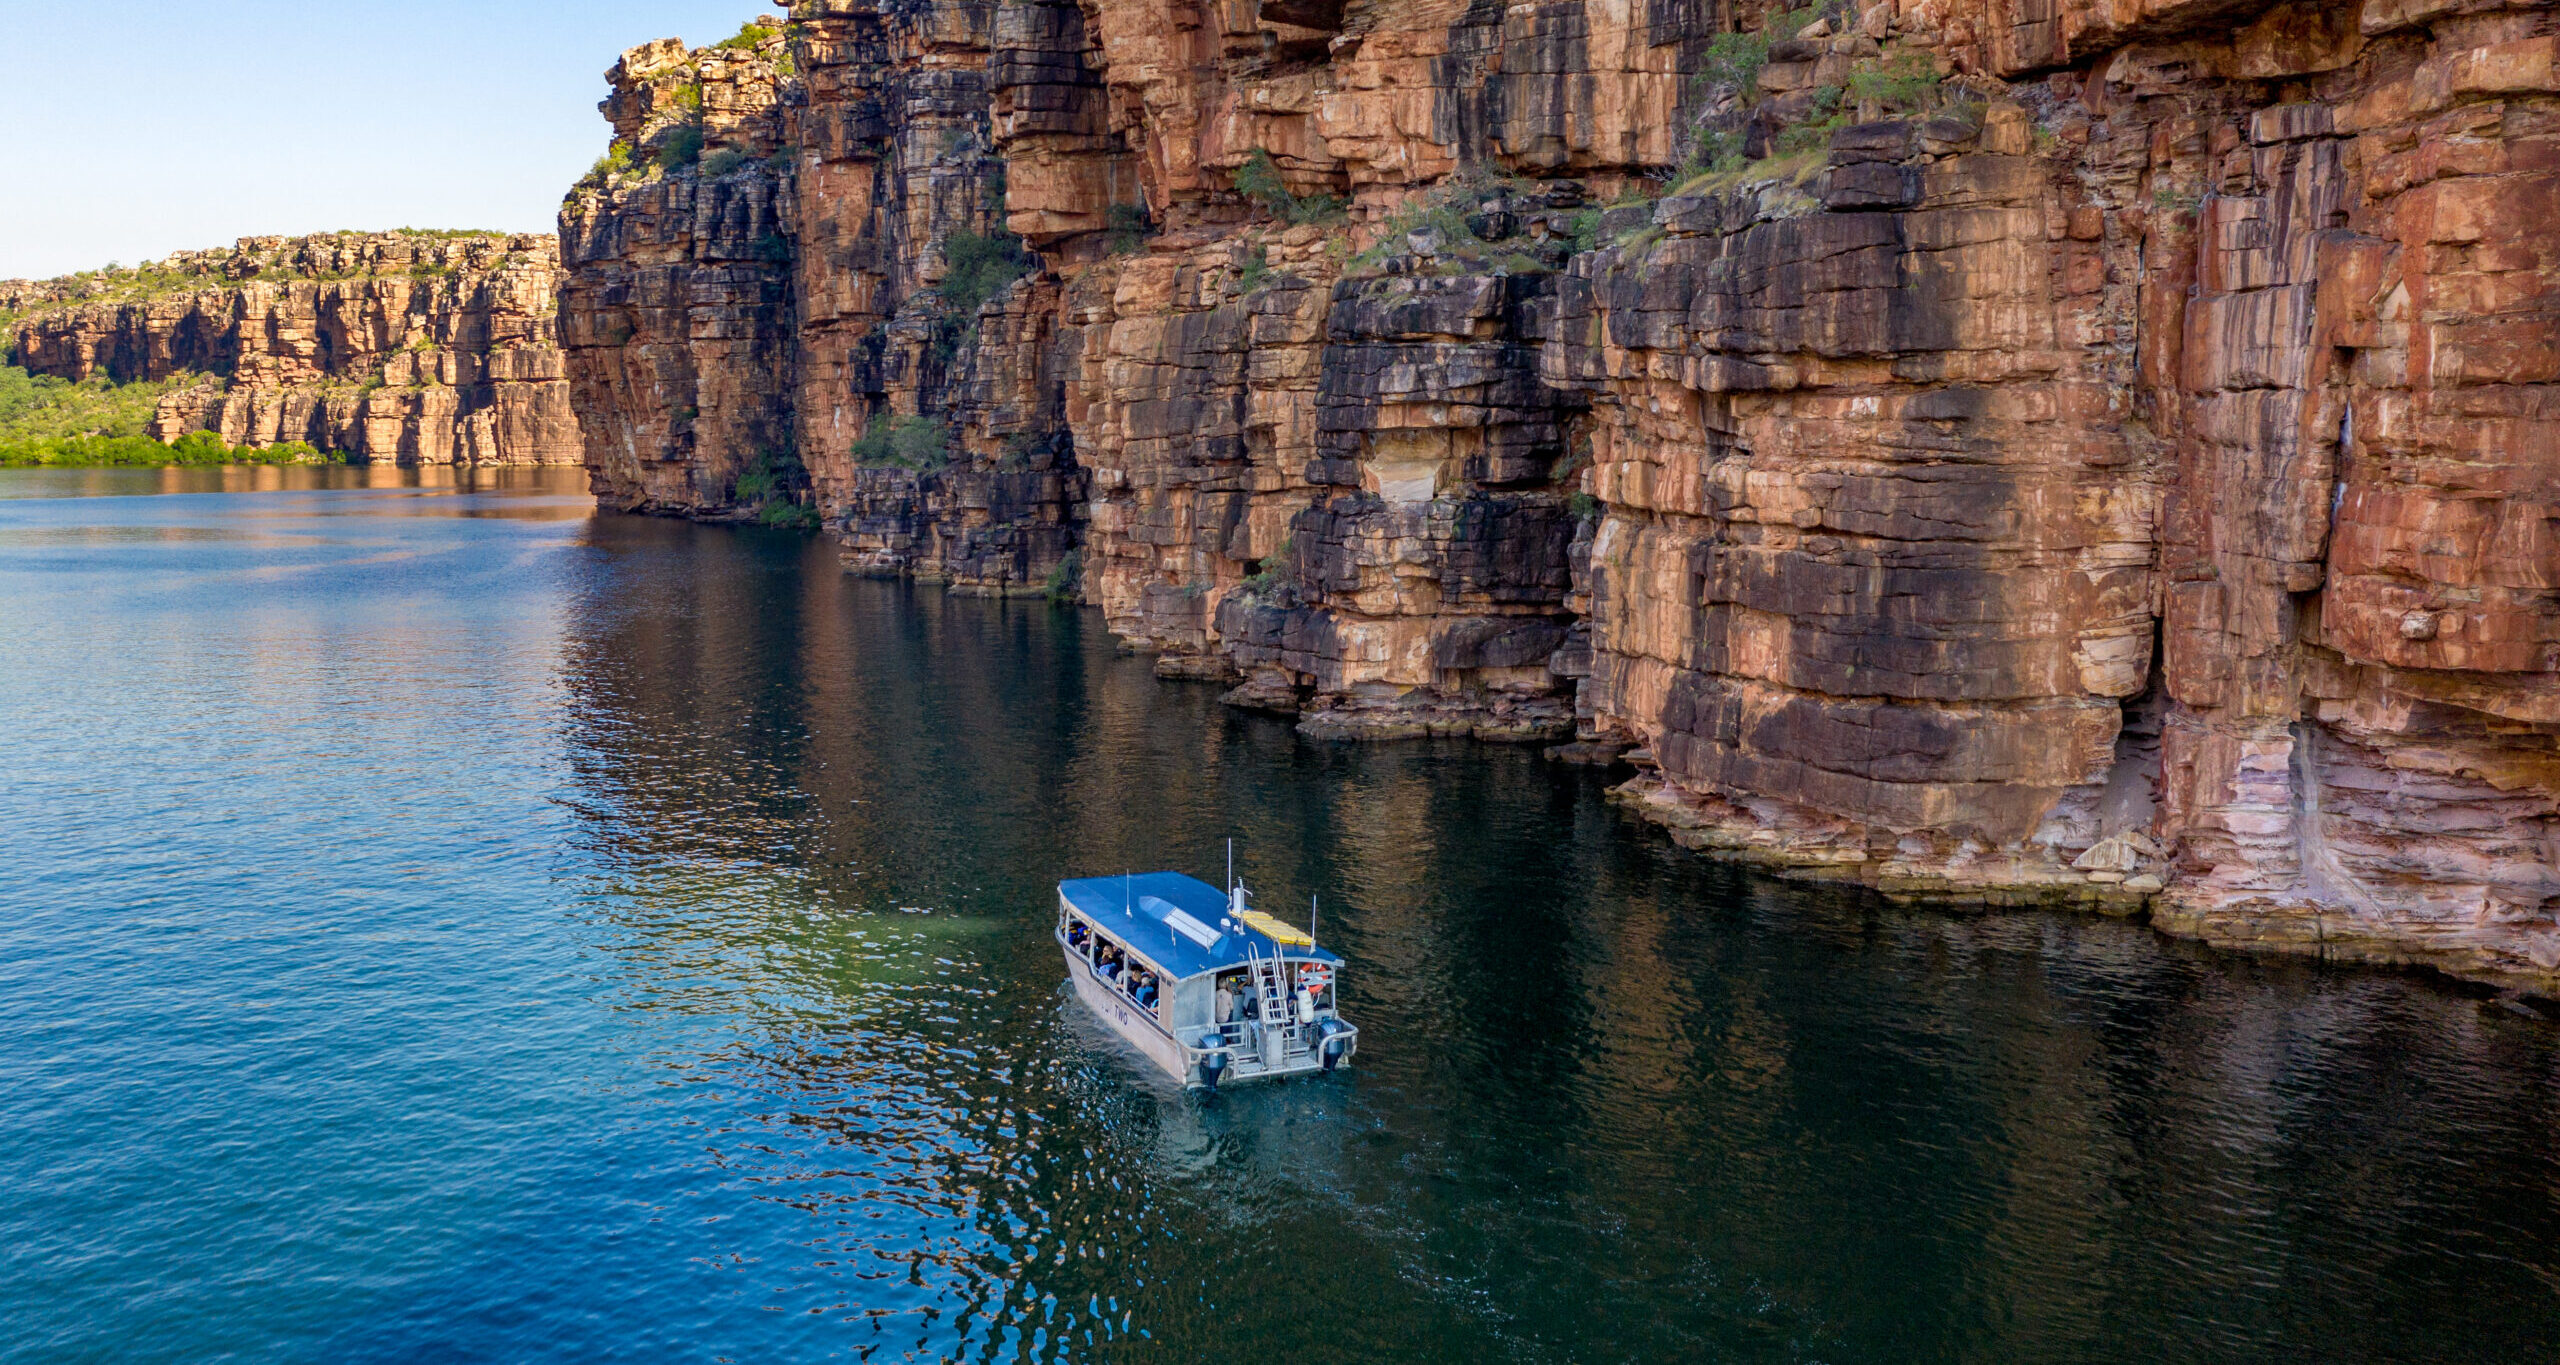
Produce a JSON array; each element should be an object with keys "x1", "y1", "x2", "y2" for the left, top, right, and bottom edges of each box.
[
  {"x1": 1125, "y1": 871, "x2": 1132, "y2": 917},
  {"x1": 1226, "y1": 838, "x2": 1234, "y2": 895},
  {"x1": 1310, "y1": 894, "x2": 1319, "y2": 946}
]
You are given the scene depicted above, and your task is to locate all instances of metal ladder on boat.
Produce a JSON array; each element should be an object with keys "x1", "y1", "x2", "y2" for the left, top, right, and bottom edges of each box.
[{"x1": 1245, "y1": 940, "x2": 1296, "y2": 1066}]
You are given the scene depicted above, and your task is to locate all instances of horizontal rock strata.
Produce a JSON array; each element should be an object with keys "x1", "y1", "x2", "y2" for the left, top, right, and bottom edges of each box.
[
  {"x1": 560, "y1": 0, "x2": 2560, "y2": 993},
  {"x1": 5, "y1": 232, "x2": 576, "y2": 465}
]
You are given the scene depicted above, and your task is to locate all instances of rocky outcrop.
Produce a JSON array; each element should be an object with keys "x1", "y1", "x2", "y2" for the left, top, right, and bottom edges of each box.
[
  {"x1": 559, "y1": 22, "x2": 800, "y2": 514},
  {"x1": 562, "y1": 0, "x2": 2560, "y2": 994},
  {"x1": 1548, "y1": 103, "x2": 2163, "y2": 910},
  {"x1": 1215, "y1": 204, "x2": 1588, "y2": 738},
  {"x1": 5, "y1": 233, "x2": 577, "y2": 464},
  {"x1": 562, "y1": 9, "x2": 1090, "y2": 573}
]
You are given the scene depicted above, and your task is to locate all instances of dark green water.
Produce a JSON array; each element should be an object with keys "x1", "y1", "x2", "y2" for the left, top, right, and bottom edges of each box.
[{"x1": 2, "y1": 466, "x2": 2555, "y2": 1363}]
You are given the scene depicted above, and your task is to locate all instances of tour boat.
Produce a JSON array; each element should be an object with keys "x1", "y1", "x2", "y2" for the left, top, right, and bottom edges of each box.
[{"x1": 1056, "y1": 867, "x2": 1358, "y2": 1089}]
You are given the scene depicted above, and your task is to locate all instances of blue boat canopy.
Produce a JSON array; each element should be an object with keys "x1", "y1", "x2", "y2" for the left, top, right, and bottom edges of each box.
[{"x1": 1058, "y1": 872, "x2": 1343, "y2": 981}]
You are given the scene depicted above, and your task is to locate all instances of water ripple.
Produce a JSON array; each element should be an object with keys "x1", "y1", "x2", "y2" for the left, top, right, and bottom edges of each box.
[{"x1": 0, "y1": 469, "x2": 2552, "y2": 1364}]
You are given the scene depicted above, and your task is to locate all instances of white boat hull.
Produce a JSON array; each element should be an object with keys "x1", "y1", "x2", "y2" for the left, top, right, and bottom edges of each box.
[{"x1": 1063, "y1": 944, "x2": 1192, "y2": 1084}]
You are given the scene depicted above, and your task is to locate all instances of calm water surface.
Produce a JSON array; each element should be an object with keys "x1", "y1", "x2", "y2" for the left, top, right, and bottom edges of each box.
[{"x1": 2, "y1": 466, "x2": 2555, "y2": 1363}]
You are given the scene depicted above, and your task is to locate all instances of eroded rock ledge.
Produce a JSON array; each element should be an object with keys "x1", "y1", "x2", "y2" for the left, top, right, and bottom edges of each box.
[
  {"x1": 561, "y1": 0, "x2": 2560, "y2": 994},
  {"x1": 5, "y1": 232, "x2": 577, "y2": 465}
]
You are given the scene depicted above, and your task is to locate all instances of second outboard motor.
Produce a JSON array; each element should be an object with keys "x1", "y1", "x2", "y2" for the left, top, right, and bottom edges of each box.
[
  {"x1": 1196, "y1": 1037, "x2": 1228, "y2": 1090},
  {"x1": 1319, "y1": 1018, "x2": 1345, "y2": 1071}
]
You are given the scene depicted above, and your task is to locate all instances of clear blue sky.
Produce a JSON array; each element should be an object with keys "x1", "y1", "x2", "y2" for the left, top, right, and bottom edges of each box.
[{"x1": 0, "y1": 0, "x2": 771, "y2": 280}]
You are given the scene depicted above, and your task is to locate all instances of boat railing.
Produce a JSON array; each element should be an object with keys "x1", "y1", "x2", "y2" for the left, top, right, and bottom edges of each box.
[{"x1": 1198, "y1": 1014, "x2": 1355, "y2": 1073}]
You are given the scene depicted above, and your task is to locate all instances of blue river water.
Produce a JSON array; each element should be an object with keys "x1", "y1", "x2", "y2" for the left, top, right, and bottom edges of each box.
[{"x1": 1, "y1": 465, "x2": 2554, "y2": 1363}]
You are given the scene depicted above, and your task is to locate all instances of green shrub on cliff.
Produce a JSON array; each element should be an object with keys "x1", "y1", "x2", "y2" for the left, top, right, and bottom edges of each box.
[
  {"x1": 1044, "y1": 549, "x2": 1083, "y2": 603},
  {"x1": 655, "y1": 125, "x2": 705, "y2": 172},
  {"x1": 1697, "y1": 30, "x2": 1773, "y2": 104},
  {"x1": 1844, "y1": 50, "x2": 1941, "y2": 112},
  {"x1": 938, "y1": 229, "x2": 1035, "y2": 319},
  {"x1": 851, "y1": 415, "x2": 952, "y2": 471},
  {"x1": 1233, "y1": 245, "x2": 1271, "y2": 294},
  {"x1": 757, "y1": 499, "x2": 821, "y2": 529},
  {"x1": 1233, "y1": 149, "x2": 1346, "y2": 226},
  {"x1": 734, "y1": 445, "x2": 822, "y2": 529},
  {"x1": 708, "y1": 20, "x2": 800, "y2": 76},
  {"x1": 1343, "y1": 169, "x2": 1557, "y2": 277},
  {"x1": 699, "y1": 147, "x2": 749, "y2": 178},
  {"x1": 583, "y1": 142, "x2": 635, "y2": 188},
  {"x1": 1693, "y1": 7, "x2": 1829, "y2": 108},
  {"x1": 1240, "y1": 536, "x2": 1293, "y2": 600}
]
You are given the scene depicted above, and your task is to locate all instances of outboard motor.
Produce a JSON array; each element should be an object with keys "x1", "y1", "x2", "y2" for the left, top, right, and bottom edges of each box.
[
  {"x1": 1196, "y1": 1036, "x2": 1228, "y2": 1090},
  {"x1": 1318, "y1": 1018, "x2": 1346, "y2": 1071}
]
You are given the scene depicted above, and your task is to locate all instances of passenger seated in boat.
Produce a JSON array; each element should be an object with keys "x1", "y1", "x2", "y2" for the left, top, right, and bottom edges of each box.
[
  {"x1": 1067, "y1": 920, "x2": 1088, "y2": 950},
  {"x1": 1097, "y1": 946, "x2": 1121, "y2": 981}
]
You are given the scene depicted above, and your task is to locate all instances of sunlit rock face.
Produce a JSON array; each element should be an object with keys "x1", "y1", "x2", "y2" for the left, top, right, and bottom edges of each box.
[
  {"x1": 6, "y1": 233, "x2": 577, "y2": 465},
  {"x1": 558, "y1": 23, "x2": 800, "y2": 517},
  {"x1": 562, "y1": 9, "x2": 1087, "y2": 581},
  {"x1": 559, "y1": 0, "x2": 2560, "y2": 991}
]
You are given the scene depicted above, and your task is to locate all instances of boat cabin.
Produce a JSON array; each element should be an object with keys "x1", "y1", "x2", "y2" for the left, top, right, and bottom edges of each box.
[{"x1": 1056, "y1": 871, "x2": 1356, "y2": 1088}]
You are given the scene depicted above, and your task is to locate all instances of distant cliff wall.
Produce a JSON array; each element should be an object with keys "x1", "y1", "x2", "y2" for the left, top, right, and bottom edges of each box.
[
  {"x1": 4, "y1": 232, "x2": 578, "y2": 465},
  {"x1": 561, "y1": 0, "x2": 2560, "y2": 994}
]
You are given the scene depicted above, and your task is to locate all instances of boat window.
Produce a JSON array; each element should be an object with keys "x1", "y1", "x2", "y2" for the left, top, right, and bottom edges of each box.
[{"x1": 1125, "y1": 964, "x2": 1160, "y2": 1016}]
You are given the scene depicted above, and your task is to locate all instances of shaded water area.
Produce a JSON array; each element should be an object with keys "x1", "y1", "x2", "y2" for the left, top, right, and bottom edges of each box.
[{"x1": 2, "y1": 467, "x2": 2556, "y2": 1363}]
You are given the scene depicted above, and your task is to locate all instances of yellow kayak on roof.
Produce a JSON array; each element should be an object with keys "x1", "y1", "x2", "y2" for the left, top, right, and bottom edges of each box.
[{"x1": 1236, "y1": 908, "x2": 1313, "y2": 946}]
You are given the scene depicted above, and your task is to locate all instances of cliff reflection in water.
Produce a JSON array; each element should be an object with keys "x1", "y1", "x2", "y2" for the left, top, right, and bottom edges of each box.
[{"x1": 549, "y1": 513, "x2": 2560, "y2": 1363}]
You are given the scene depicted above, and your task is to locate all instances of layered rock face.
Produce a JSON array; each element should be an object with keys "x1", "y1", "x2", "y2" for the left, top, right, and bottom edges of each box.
[
  {"x1": 562, "y1": 9, "x2": 1087, "y2": 562},
  {"x1": 563, "y1": 0, "x2": 2560, "y2": 993},
  {"x1": 5, "y1": 233, "x2": 577, "y2": 464},
  {"x1": 558, "y1": 26, "x2": 799, "y2": 515}
]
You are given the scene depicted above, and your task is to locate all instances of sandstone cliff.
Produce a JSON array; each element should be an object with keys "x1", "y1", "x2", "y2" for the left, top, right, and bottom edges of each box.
[
  {"x1": 562, "y1": 0, "x2": 2560, "y2": 994},
  {"x1": 5, "y1": 232, "x2": 578, "y2": 465}
]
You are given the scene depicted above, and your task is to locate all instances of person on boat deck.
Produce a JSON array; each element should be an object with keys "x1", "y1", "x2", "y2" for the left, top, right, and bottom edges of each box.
[{"x1": 1214, "y1": 979, "x2": 1235, "y2": 1025}]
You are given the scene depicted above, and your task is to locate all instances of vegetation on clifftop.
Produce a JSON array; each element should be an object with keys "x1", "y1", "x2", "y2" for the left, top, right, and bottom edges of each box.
[{"x1": 1670, "y1": 2, "x2": 1950, "y2": 189}]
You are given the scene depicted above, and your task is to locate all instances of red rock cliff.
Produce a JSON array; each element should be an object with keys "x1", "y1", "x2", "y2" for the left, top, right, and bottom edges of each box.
[
  {"x1": 561, "y1": 0, "x2": 2560, "y2": 992},
  {"x1": 5, "y1": 232, "x2": 577, "y2": 465}
]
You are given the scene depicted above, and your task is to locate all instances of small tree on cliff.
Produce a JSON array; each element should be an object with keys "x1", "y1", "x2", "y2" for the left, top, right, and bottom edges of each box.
[
  {"x1": 1232, "y1": 149, "x2": 1345, "y2": 225},
  {"x1": 937, "y1": 230, "x2": 1036, "y2": 320}
]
